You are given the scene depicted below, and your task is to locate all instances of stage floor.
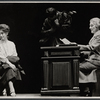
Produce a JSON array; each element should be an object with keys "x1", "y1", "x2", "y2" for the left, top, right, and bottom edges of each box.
[
  {"x1": 0, "y1": 93, "x2": 99, "y2": 99},
  {"x1": 0, "y1": 93, "x2": 76, "y2": 98}
]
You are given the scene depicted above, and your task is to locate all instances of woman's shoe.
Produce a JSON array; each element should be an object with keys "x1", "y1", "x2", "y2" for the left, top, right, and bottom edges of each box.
[
  {"x1": 10, "y1": 92, "x2": 16, "y2": 97},
  {"x1": 2, "y1": 89, "x2": 7, "y2": 96},
  {"x1": 84, "y1": 87, "x2": 90, "y2": 96}
]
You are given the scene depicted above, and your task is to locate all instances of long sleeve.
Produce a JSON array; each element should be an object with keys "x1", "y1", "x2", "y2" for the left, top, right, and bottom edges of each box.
[
  {"x1": 78, "y1": 44, "x2": 90, "y2": 50},
  {"x1": 12, "y1": 42, "x2": 18, "y2": 56},
  {"x1": 0, "y1": 40, "x2": 18, "y2": 64},
  {"x1": 88, "y1": 35, "x2": 100, "y2": 52}
]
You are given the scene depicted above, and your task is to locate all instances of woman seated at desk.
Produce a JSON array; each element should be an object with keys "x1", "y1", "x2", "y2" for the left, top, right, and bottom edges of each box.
[
  {"x1": 0, "y1": 24, "x2": 22, "y2": 96},
  {"x1": 78, "y1": 17, "x2": 100, "y2": 96}
]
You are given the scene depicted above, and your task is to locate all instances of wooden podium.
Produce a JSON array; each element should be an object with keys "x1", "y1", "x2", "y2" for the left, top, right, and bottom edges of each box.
[{"x1": 40, "y1": 45, "x2": 80, "y2": 96}]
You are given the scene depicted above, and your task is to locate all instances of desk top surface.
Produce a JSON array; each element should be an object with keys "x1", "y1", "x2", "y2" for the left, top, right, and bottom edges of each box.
[{"x1": 41, "y1": 45, "x2": 80, "y2": 50}]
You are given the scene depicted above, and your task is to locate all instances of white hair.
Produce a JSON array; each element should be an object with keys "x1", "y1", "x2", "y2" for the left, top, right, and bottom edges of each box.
[{"x1": 90, "y1": 17, "x2": 100, "y2": 29}]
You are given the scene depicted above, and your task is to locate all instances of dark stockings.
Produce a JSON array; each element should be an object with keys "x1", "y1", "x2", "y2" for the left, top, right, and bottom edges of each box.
[{"x1": 79, "y1": 83, "x2": 95, "y2": 96}]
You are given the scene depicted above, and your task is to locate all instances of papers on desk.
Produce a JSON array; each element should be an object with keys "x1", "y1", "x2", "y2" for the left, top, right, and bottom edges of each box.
[
  {"x1": 60, "y1": 38, "x2": 71, "y2": 44},
  {"x1": 59, "y1": 38, "x2": 77, "y2": 46}
]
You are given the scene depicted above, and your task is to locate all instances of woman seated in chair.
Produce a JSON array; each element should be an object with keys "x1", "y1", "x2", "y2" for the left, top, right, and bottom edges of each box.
[
  {"x1": 78, "y1": 17, "x2": 100, "y2": 96},
  {"x1": 0, "y1": 24, "x2": 22, "y2": 96}
]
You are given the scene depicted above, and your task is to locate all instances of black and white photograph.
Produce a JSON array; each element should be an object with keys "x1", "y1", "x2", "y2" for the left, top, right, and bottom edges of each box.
[{"x1": 0, "y1": 2, "x2": 100, "y2": 99}]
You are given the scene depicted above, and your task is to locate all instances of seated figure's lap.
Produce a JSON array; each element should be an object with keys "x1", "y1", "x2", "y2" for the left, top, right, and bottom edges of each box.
[{"x1": 80, "y1": 61, "x2": 97, "y2": 73}]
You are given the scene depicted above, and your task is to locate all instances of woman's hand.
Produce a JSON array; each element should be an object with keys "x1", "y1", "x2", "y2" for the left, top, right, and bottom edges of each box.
[
  {"x1": 54, "y1": 19, "x2": 59, "y2": 26},
  {"x1": 9, "y1": 63, "x2": 16, "y2": 70},
  {"x1": 6, "y1": 59, "x2": 17, "y2": 71},
  {"x1": 78, "y1": 44, "x2": 89, "y2": 50}
]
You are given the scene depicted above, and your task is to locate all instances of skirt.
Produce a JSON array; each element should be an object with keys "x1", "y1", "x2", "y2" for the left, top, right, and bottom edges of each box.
[
  {"x1": 79, "y1": 61, "x2": 97, "y2": 83},
  {"x1": 0, "y1": 65, "x2": 22, "y2": 87}
]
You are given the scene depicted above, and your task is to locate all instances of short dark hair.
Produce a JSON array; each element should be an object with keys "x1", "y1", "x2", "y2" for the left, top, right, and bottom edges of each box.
[
  {"x1": 0, "y1": 24, "x2": 10, "y2": 33},
  {"x1": 46, "y1": 7, "x2": 56, "y2": 15}
]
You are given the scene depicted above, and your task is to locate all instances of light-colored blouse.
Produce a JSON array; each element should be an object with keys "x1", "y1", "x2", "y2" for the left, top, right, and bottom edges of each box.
[{"x1": 0, "y1": 40, "x2": 17, "y2": 59}]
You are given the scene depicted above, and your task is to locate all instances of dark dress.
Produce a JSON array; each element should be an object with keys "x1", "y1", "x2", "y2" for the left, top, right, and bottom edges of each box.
[
  {"x1": 39, "y1": 17, "x2": 62, "y2": 46},
  {"x1": 39, "y1": 11, "x2": 73, "y2": 46}
]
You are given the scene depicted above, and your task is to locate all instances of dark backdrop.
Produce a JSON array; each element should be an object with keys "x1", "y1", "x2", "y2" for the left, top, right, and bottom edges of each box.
[{"x1": 0, "y1": 3, "x2": 100, "y2": 93}]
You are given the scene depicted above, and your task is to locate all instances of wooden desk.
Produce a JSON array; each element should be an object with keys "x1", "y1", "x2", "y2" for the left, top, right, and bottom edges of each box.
[{"x1": 40, "y1": 45, "x2": 80, "y2": 96}]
